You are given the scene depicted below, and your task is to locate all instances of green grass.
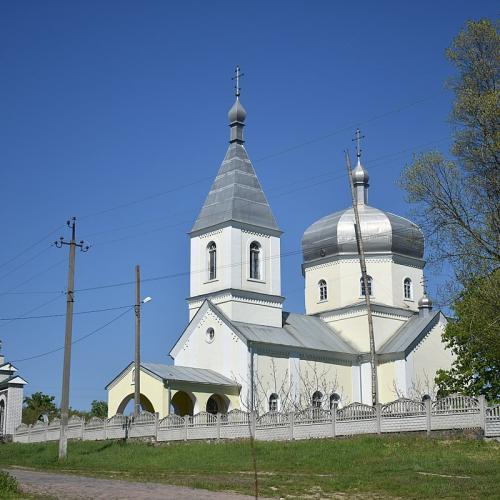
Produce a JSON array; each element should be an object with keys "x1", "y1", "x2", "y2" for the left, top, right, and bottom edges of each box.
[{"x1": 0, "y1": 435, "x2": 499, "y2": 498}]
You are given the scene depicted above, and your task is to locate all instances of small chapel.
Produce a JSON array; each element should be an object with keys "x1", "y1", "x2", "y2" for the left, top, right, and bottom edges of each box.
[{"x1": 107, "y1": 79, "x2": 453, "y2": 417}]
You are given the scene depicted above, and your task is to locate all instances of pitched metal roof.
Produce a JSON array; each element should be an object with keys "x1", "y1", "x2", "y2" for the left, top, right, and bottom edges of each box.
[
  {"x1": 232, "y1": 312, "x2": 357, "y2": 355},
  {"x1": 190, "y1": 142, "x2": 280, "y2": 235},
  {"x1": 378, "y1": 310, "x2": 443, "y2": 355},
  {"x1": 142, "y1": 363, "x2": 239, "y2": 387}
]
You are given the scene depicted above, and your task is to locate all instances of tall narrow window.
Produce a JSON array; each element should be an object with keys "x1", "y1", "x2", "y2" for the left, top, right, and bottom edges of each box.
[
  {"x1": 318, "y1": 280, "x2": 328, "y2": 301},
  {"x1": 208, "y1": 242, "x2": 217, "y2": 280},
  {"x1": 312, "y1": 391, "x2": 323, "y2": 409},
  {"x1": 269, "y1": 393, "x2": 278, "y2": 412},
  {"x1": 360, "y1": 275, "x2": 373, "y2": 296},
  {"x1": 404, "y1": 278, "x2": 412, "y2": 300},
  {"x1": 249, "y1": 241, "x2": 261, "y2": 280}
]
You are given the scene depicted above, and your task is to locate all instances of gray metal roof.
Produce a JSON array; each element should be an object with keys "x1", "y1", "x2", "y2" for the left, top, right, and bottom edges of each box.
[
  {"x1": 378, "y1": 310, "x2": 442, "y2": 355},
  {"x1": 233, "y1": 312, "x2": 357, "y2": 355},
  {"x1": 191, "y1": 141, "x2": 280, "y2": 235},
  {"x1": 142, "y1": 363, "x2": 239, "y2": 387},
  {"x1": 302, "y1": 204, "x2": 424, "y2": 265}
]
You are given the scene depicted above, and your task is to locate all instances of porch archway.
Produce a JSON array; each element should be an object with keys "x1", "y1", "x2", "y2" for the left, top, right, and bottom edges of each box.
[
  {"x1": 171, "y1": 391, "x2": 195, "y2": 416},
  {"x1": 116, "y1": 393, "x2": 155, "y2": 415},
  {"x1": 206, "y1": 394, "x2": 229, "y2": 414}
]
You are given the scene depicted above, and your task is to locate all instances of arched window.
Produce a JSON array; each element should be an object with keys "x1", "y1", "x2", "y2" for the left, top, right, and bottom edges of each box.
[
  {"x1": 269, "y1": 393, "x2": 279, "y2": 412},
  {"x1": 404, "y1": 278, "x2": 412, "y2": 300},
  {"x1": 208, "y1": 242, "x2": 217, "y2": 280},
  {"x1": 360, "y1": 275, "x2": 373, "y2": 296},
  {"x1": 329, "y1": 393, "x2": 341, "y2": 409},
  {"x1": 312, "y1": 391, "x2": 323, "y2": 408},
  {"x1": 318, "y1": 280, "x2": 328, "y2": 301},
  {"x1": 249, "y1": 241, "x2": 261, "y2": 280}
]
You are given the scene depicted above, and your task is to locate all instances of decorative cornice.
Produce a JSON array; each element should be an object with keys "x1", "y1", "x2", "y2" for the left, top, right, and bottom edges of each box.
[
  {"x1": 318, "y1": 302, "x2": 414, "y2": 322},
  {"x1": 191, "y1": 220, "x2": 282, "y2": 238},
  {"x1": 198, "y1": 228, "x2": 224, "y2": 239},
  {"x1": 241, "y1": 229, "x2": 271, "y2": 238},
  {"x1": 188, "y1": 288, "x2": 285, "y2": 306}
]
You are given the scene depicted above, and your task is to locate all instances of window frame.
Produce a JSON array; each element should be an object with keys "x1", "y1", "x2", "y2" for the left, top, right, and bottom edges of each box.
[
  {"x1": 268, "y1": 393, "x2": 279, "y2": 412},
  {"x1": 207, "y1": 241, "x2": 217, "y2": 281},
  {"x1": 403, "y1": 277, "x2": 413, "y2": 300},
  {"x1": 249, "y1": 241, "x2": 262, "y2": 281},
  {"x1": 360, "y1": 275, "x2": 373, "y2": 297},
  {"x1": 318, "y1": 279, "x2": 328, "y2": 302}
]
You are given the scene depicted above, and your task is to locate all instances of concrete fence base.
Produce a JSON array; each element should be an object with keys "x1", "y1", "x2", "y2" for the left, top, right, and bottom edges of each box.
[{"x1": 13, "y1": 394, "x2": 500, "y2": 444}]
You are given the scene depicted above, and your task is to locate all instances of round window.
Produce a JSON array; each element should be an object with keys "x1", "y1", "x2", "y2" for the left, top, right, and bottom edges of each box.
[{"x1": 206, "y1": 327, "x2": 215, "y2": 343}]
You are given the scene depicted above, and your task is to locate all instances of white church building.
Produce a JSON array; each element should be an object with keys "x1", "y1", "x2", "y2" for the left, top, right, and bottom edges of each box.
[{"x1": 107, "y1": 87, "x2": 453, "y2": 417}]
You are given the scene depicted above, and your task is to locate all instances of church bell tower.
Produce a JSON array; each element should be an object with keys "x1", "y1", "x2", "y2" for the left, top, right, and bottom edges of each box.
[{"x1": 187, "y1": 68, "x2": 284, "y2": 327}]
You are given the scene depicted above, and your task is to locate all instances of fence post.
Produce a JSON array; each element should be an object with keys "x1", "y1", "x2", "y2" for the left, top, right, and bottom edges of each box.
[
  {"x1": 478, "y1": 395, "x2": 486, "y2": 432},
  {"x1": 28, "y1": 424, "x2": 31, "y2": 443},
  {"x1": 289, "y1": 411, "x2": 294, "y2": 440},
  {"x1": 184, "y1": 416, "x2": 188, "y2": 441},
  {"x1": 81, "y1": 419, "x2": 85, "y2": 440},
  {"x1": 376, "y1": 404, "x2": 381, "y2": 434},
  {"x1": 154, "y1": 413, "x2": 159, "y2": 442},
  {"x1": 216, "y1": 413, "x2": 221, "y2": 440},
  {"x1": 331, "y1": 404, "x2": 337, "y2": 438},
  {"x1": 44, "y1": 422, "x2": 48, "y2": 442},
  {"x1": 425, "y1": 398, "x2": 432, "y2": 436}
]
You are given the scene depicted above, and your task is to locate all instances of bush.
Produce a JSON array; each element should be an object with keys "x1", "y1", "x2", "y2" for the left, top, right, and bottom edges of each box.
[{"x1": 0, "y1": 470, "x2": 20, "y2": 495}]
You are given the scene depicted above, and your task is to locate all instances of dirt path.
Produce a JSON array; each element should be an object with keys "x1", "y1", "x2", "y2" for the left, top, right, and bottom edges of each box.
[{"x1": 8, "y1": 468, "x2": 260, "y2": 500}]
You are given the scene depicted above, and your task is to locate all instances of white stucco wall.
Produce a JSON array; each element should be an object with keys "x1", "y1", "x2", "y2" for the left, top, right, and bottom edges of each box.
[
  {"x1": 189, "y1": 227, "x2": 282, "y2": 326},
  {"x1": 174, "y1": 306, "x2": 249, "y2": 401},
  {"x1": 406, "y1": 318, "x2": 453, "y2": 397},
  {"x1": 305, "y1": 257, "x2": 425, "y2": 315}
]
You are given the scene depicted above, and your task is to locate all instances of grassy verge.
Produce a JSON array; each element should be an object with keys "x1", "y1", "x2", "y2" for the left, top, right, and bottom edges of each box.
[{"x1": 0, "y1": 435, "x2": 499, "y2": 498}]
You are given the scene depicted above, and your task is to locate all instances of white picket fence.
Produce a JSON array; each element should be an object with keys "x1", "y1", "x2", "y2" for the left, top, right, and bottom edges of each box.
[{"x1": 13, "y1": 394, "x2": 500, "y2": 444}]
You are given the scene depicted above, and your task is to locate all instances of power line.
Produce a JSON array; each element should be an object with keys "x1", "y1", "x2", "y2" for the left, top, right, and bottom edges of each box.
[
  {"x1": 76, "y1": 90, "x2": 446, "y2": 224},
  {"x1": 0, "y1": 246, "x2": 53, "y2": 282},
  {"x1": 0, "y1": 225, "x2": 63, "y2": 271},
  {"x1": 11, "y1": 307, "x2": 133, "y2": 363},
  {"x1": 0, "y1": 304, "x2": 134, "y2": 321}
]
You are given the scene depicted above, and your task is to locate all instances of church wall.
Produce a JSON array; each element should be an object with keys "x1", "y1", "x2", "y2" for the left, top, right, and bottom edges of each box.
[
  {"x1": 322, "y1": 313, "x2": 406, "y2": 352},
  {"x1": 299, "y1": 359, "x2": 352, "y2": 407},
  {"x1": 391, "y1": 263, "x2": 423, "y2": 311},
  {"x1": 406, "y1": 318, "x2": 453, "y2": 397},
  {"x1": 107, "y1": 366, "x2": 166, "y2": 418},
  {"x1": 174, "y1": 308, "x2": 248, "y2": 386},
  {"x1": 377, "y1": 361, "x2": 397, "y2": 403},
  {"x1": 254, "y1": 353, "x2": 290, "y2": 413},
  {"x1": 305, "y1": 258, "x2": 400, "y2": 315},
  {"x1": 217, "y1": 300, "x2": 282, "y2": 328}
]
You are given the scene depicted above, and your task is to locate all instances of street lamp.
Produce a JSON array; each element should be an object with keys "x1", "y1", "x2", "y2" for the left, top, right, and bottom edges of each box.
[{"x1": 134, "y1": 264, "x2": 152, "y2": 417}]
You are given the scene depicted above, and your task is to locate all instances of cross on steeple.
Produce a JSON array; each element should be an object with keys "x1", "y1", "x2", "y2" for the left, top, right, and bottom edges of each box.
[
  {"x1": 420, "y1": 276, "x2": 429, "y2": 294},
  {"x1": 352, "y1": 128, "x2": 365, "y2": 160},
  {"x1": 232, "y1": 66, "x2": 244, "y2": 98}
]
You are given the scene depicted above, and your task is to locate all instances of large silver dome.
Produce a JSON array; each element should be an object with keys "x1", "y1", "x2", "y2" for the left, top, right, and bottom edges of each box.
[{"x1": 301, "y1": 204, "x2": 424, "y2": 265}]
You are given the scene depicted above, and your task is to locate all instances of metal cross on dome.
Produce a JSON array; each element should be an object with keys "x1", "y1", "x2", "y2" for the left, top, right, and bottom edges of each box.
[
  {"x1": 353, "y1": 128, "x2": 365, "y2": 160},
  {"x1": 232, "y1": 66, "x2": 244, "y2": 98}
]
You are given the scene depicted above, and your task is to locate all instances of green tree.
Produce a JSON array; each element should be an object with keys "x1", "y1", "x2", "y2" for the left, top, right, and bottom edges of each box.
[
  {"x1": 435, "y1": 271, "x2": 500, "y2": 402},
  {"x1": 400, "y1": 19, "x2": 499, "y2": 284},
  {"x1": 399, "y1": 19, "x2": 500, "y2": 399},
  {"x1": 89, "y1": 400, "x2": 108, "y2": 419},
  {"x1": 22, "y1": 392, "x2": 58, "y2": 425}
]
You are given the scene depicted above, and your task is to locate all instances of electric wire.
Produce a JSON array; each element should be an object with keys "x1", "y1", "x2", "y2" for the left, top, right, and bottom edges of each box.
[
  {"x1": 0, "y1": 304, "x2": 134, "y2": 321},
  {"x1": 11, "y1": 307, "x2": 134, "y2": 363}
]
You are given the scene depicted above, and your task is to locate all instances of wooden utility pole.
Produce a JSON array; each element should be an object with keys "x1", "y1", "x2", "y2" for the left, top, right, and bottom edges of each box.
[
  {"x1": 134, "y1": 265, "x2": 141, "y2": 417},
  {"x1": 344, "y1": 151, "x2": 378, "y2": 406},
  {"x1": 55, "y1": 218, "x2": 89, "y2": 460}
]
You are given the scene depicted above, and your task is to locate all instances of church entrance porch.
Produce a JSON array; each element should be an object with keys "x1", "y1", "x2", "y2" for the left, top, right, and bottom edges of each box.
[{"x1": 106, "y1": 362, "x2": 241, "y2": 419}]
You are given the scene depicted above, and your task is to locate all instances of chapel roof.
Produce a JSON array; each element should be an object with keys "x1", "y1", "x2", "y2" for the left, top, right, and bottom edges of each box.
[{"x1": 190, "y1": 96, "x2": 280, "y2": 235}]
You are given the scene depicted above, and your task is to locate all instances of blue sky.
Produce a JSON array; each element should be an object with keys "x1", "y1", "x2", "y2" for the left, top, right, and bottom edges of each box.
[{"x1": 1, "y1": 1, "x2": 497, "y2": 411}]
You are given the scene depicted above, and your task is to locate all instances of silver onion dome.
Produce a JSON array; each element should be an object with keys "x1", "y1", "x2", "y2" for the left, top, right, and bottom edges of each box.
[
  {"x1": 301, "y1": 205, "x2": 424, "y2": 264},
  {"x1": 418, "y1": 293, "x2": 433, "y2": 309},
  {"x1": 228, "y1": 98, "x2": 247, "y2": 124}
]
